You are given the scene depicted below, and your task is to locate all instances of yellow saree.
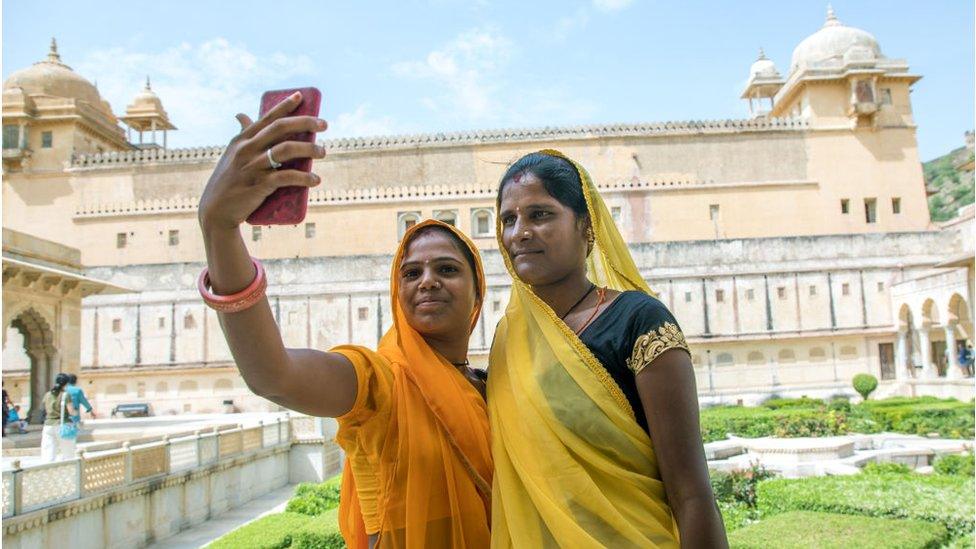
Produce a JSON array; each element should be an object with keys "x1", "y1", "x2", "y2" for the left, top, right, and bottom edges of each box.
[{"x1": 489, "y1": 150, "x2": 680, "y2": 547}]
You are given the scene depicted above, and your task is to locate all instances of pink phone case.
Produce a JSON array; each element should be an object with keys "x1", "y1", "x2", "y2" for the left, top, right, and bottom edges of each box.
[{"x1": 246, "y1": 87, "x2": 322, "y2": 225}]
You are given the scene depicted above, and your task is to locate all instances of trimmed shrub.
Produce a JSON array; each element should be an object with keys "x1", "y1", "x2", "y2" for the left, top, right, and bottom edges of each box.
[
  {"x1": 286, "y1": 475, "x2": 342, "y2": 516},
  {"x1": 852, "y1": 373, "x2": 878, "y2": 400},
  {"x1": 718, "y1": 501, "x2": 754, "y2": 532},
  {"x1": 756, "y1": 474, "x2": 975, "y2": 539},
  {"x1": 760, "y1": 396, "x2": 823, "y2": 410},
  {"x1": 772, "y1": 410, "x2": 847, "y2": 438},
  {"x1": 862, "y1": 462, "x2": 911, "y2": 475},
  {"x1": 728, "y1": 511, "x2": 948, "y2": 549},
  {"x1": 934, "y1": 453, "x2": 975, "y2": 477},
  {"x1": 710, "y1": 463, "x2": 775, "y2": 508},
  {"x1": 292, "y1": 508, "x2": 345, "y2": 549},
  {"x1": 207, "y1": 512, "x2": 314, "y2": 549}
]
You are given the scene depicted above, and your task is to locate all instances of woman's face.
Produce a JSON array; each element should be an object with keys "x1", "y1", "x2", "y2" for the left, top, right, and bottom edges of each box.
[
  {"x1": 499, "y1": 172, "x2": 588, "y2": 287},
  {"x1": 397, "y1": 230, "x2": 478, "y2": 340}
]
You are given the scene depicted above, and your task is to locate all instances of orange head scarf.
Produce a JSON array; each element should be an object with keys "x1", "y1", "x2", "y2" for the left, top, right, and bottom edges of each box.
[{"x1": 337, "y1": 219, "x2": 493, "y2": 548}]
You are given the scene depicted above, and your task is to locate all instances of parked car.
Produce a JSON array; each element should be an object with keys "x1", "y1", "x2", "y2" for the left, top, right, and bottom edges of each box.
[{"x1": 111, "y1": 403, "x2": 153, "y2": 418}]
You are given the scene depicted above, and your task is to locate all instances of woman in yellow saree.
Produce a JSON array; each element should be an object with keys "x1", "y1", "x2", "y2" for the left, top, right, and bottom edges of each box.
[{"x1": 490, "y1": 150, "x2": 727, "y2": 547}]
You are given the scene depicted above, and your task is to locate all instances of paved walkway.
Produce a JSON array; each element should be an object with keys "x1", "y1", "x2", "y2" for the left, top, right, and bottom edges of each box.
[{"x1": 148, "y1": 483, "x2": 298, "y2": 549}]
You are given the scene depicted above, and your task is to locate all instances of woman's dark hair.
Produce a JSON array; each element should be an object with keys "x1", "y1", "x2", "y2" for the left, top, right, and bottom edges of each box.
[
  {"x1": 51, "y1": 373, "x2": 70, "y2": 395},
  {"x1": 496, "y1": 152, "x2": 588, "y2": 221},
  {"x1": 407, "y1": 225, "x2": 481, "y2": 299},
  {"x1": 67, "y1": 374, "x2": 78, "y2": 384}
]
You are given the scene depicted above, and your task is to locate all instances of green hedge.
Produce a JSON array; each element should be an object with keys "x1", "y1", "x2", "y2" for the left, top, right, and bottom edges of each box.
[
  {"x1": 756, "y1": 474, "x2": 975, "y2": 539},
  {"x1": 700, "y1": 397, "x2": 975, "y2": 442},
  {"x1": 207, "y1": 512, "x2": 315, "y2": 549},
  {"x1": 208, "y1": 509, "x2": 345, "y2": 549},
  {"x1": 292, "y1": 509, "x2": 345, "y2": 549},
  {"x1": 286, "y1": 475, "x2": 343, "y2": 516},
  {"x1": 700, "y1": 406, "x2": 846, "y2": 443},
  {"x1": 728, "y1": 511, "x2": 948, "y2": 549},
  {"x1": 934, "y1": 453, "x2": 975, "y2": 477},
  {"x1": 718, "y1": 501, "x2": 755, "y2": 532}
]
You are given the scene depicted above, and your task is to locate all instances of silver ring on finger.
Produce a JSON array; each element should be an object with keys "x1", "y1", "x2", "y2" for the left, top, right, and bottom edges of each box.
[{"x1": 267, "y1": 148, "x2": 283, "y2": 170}]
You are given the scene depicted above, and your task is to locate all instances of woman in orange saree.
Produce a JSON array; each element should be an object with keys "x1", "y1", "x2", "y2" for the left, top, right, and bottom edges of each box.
[{"x1": 199, "y1": 95, "x2": 491, "y2": 548}]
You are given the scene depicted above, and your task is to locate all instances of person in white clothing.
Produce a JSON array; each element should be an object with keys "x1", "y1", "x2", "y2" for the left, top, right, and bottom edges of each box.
[{"x1": 40, "y1": 373, "x2": 78, "y2": 462}]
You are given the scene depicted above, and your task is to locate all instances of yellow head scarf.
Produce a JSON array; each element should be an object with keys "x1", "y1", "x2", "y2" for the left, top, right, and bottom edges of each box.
[
  {"x1": 337, "y1": 219, "x2": 493, "y2": 548},
  {"x1": 488, "y1": 150, "x2": 679, "y2": 547}
]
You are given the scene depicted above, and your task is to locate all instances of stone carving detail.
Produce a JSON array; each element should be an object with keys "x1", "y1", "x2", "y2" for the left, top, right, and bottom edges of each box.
[
  {"x1": 130, "y1": 444, "x2": 166, "y2": 480},
  {"x1": 263, "y1": 424, "x2": 281, "y2": 447},
  {"x1": 199, "y1": 435, "x2": 218, "y2": 465},
  {"x1": 168, "y1": 438, "x2": 199, "y2": 472},
  {"x1": 81, "y1": 451, "x2": 126, "y2": 492},
  {"x1": 2, "y1": 470, "x2": 13, "y2": 518},
  {"x1": 218, "y1": 430, "x2": 243, "y2": 457},
  {"x1": 20, "y1": 461, "x2": 80, "y2": 512},
  {"x1": 242, "y1": 427, "x2": 262, "y2": 452}
]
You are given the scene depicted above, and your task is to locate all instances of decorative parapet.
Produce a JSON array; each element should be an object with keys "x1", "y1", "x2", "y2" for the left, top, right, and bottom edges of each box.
[
  {"x1": 73, "y1": 178, "x2": 813, "y2": 220},
  {"x1": 70, "y1": 117, "x2": 809, "y2": 169},
  {"x1": 0, "y1": 415, "x2": 292, "y2": 521}
]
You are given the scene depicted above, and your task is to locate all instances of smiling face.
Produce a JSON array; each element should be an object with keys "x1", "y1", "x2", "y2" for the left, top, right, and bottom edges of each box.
[
  {"x1": 499, "y1": 172, "x2": 590, "y2": 287},
  {"x1": 397, "y1": 228, "x2": 479, "y2": 341}
]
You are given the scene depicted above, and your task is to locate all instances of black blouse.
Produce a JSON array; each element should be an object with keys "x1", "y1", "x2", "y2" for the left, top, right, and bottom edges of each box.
[{"x1": 578, "y1": 291, "x2": 690, "y2": 432}]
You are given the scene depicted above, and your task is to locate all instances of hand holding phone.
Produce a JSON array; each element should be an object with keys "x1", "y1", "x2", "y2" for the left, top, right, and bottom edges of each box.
[
  {"x1": 246, "y1": 87, "x2": 323, "y2": 225},
  {"x1": 198, "y1": 89, "x2": 325, "y2": 235}
]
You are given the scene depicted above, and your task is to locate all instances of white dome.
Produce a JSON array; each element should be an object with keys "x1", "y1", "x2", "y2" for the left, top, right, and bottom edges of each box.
[
  {"x1": 790, "y1": 7, "x2": 881, "y2": 72},
  {"x1": 750, "y1": 48, "x2": 780, "y2": 78}
]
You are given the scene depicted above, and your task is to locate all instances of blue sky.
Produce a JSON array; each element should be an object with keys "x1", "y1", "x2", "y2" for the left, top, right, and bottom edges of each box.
[{"x1": 3, "y1": 1, "x2": 973, "y2": 160}]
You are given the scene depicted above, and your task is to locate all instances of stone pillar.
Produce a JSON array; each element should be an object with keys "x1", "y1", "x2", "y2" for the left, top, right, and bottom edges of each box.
[
  {"x1": 918, "y1": 328, "x2": 934, "y2": 379},
  {"x1": 946, "y1": 323, "x2": 962, "y2": 380},
  {"x1": 895, "y1": 330, "x2": 909, "y2": 381}
]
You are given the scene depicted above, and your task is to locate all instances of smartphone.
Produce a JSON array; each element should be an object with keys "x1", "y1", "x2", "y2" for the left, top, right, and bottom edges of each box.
[{"x1": 246, "y1": 87, "x2": 322, "y2": 226}]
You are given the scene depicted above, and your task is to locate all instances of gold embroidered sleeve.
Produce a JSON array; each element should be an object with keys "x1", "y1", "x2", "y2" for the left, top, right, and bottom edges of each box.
[{"x1": 625, "y1": 322, "x2": 690, "y2": 376}]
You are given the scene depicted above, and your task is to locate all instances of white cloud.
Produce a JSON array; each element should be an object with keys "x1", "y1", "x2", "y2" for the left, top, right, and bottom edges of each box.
[
  {"x1": 76, "y1": 39, "x2": 315, "y2": 147},
  {"x1": 392, "y1": 27, "x2": 512, "y2": 122},
  {"x1": 392, "y1": 27, "x2": 600, "y2": 128},
  {"x1": 592, "y1": 0, "x2": 634, "y2": 12},
  {"x1": 330, "y1": 104, "x2": 398, "y2": 138},
  {"x1": 553, "y1": 7, "x2": 591, "y2": 42}
]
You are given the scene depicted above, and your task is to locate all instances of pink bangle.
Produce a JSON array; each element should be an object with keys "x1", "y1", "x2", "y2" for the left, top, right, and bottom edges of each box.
[{"x1": 198, "y1": 257, "x2": 267, "y2": 313}]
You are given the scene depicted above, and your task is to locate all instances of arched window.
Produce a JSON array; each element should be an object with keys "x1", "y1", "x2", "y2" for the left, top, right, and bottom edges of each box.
[
  {"x1": 433, "y1": 209, "x2": 458, "y2": 227},
  {"x1": 778, "y1": 349, "x2": 796, "y2": 363},
  {"x1": 214, "y1": 379, "x2": 234, "y2": 393},
  {"x1": 154, "y1": 381, "x2": 169, "y2": 395},
  {"x1": 471, "y1": 208, "x2": 494, "y2": 238},
  {"x1": 715, "y1": 353, "x2": 734, "y2": 366},
  {"x1": 747, "y1": 351, "x2": 765, "y2": 365},
  {"x1": 809, "y1": 347, "x2": 827, "y2": 362},
  {"x1": 397, "y1": 211, "x2": 421, "y2": 240},
  {"x1": 106, "y1": 383, "x2": 127, "y2": 395},
  {"x1": 178, "y1": 380, "x2": 198, "y2": 395},
  {"x1": 184, "y1": 312, "x2": 196, "y2": 330}
]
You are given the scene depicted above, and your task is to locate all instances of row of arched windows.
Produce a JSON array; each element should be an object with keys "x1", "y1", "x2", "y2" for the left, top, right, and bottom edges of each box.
[
  {"x1": 102, "y1": 378, "x2": 237, "y2": 396},
  {"x1": 397, "y1": 208, "x2": 494, "y2": 239},
  {"x1": 692, "y1": 345, "x2": 860, "y2": 366}
]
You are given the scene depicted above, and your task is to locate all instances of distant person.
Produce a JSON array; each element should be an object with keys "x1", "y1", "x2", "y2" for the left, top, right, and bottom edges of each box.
[
  {"x1": 966, "y1": 343, "x2": 975, "y2": 377},
  {"x1": 1, "y1": 382, "x2": 11, "y2": 437},
  {"x1": 7, "y1": 405, "x2": 28, "y2": 434},
  {"x1": 66, "y1": 374, "x2": 95, "y2": 421},
  {"x1": 41, "y1": 373, "x2": 78, "y2": 462}
]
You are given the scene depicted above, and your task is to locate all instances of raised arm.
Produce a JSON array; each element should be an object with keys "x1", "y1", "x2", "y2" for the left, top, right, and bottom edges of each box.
[{"x1": 197, "y1": 92, "x2": 357, "y2": 418}]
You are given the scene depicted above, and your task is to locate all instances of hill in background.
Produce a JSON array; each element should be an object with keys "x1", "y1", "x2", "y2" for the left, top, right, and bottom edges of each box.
[{"x1": 925, "y1": 133, "x2": 975, "y2": 222}]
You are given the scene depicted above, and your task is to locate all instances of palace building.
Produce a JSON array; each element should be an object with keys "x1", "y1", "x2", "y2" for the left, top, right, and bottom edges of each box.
[{"x1": 3, "y1": 9, "x2": 972, "y2": 417}]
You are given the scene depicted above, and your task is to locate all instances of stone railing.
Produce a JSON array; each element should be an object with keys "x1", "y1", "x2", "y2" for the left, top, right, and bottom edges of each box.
[{"x1": 1, "y1": 417, "x2": 290, "y2": 519}]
